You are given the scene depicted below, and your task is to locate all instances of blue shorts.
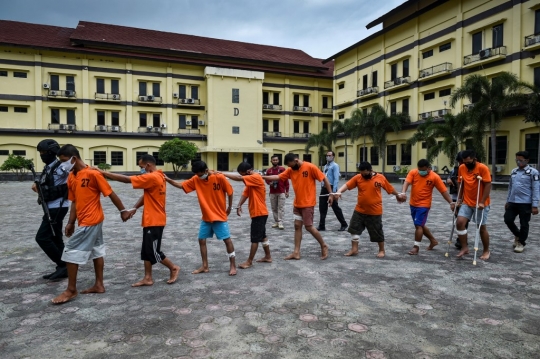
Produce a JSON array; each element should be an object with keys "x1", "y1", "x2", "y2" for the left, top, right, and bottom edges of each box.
[
  {"x1": 410, "y1": 206, "x2": 430, "y2": 227},
  {"x1": 198, "y1": 221, "x2": 231, "y2": 240},
  {"x1": 458, "y1": 204, "x2": 489, "y2": 225}
]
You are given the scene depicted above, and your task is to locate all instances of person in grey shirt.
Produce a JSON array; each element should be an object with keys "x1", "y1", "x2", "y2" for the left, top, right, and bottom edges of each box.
[
  {"x1": 317, "y1": 151, "x2": 348, "y2": 231},
  {"x1": 504, "y1": 151, "x2": 539, "y2": 253}
]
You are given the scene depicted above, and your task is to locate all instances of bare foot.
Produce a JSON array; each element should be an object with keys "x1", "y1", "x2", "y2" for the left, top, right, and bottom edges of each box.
[
  {"x1": 192, "y1": 266, "x2": 209, "y2": 274},
  {"x1": 320, "y1": 244, "x2": 329, "y2": 260},
  {"x1": 376, "y1": 251, "x2": 385, "y2": 258},
  {"x1": 344, "y1": 249, "x2": 358, "y2": 256},
  {"x1": 167, "y1": 265, "x2": 180, "y2": 284},
  {"x1": 81, "y1": 285, "x2": 105, "y2": 294},
  {"x1": 229, "y1": 265, "x2": 237, "y2": 276},
  {"x1": 238, "y1": 261, "x2": 253, "y2": 269},
  {"x1": 479, "y1": 251, "x2": 491, "y2": 260},
  {"x1": 131, "y1": 279, "x2": 154, "y2": 287},
  {"x1": 51, "y1": 290, "x2": 78, "y2": 304},
  {"x1": 255, "y1": 257, "x2": 272, "y2": 263},
  {"x1": 284, "y1": 253, "x2": 300, "y2": 260},
  {"x1": 408, "y1": 247, "x2": 419, "y2": 255},
  {"x1": 456, "y1": 249, "x2": 469, "y2": 258},
  {"x1": 427, "y1": 241, "x2": 439, "y2": 250}
]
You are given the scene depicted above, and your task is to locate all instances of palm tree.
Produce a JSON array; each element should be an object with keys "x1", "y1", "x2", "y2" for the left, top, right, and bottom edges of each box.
[
  {"x1": 304, "y1": 129, "x2": 335, "y2": 168},
  {"x1": 331, "y1": 117, "x2": 361, "y2": 178},
  {"x1": 425, "y1": 112, "x2": 473, "y2": 165},
  {"x1": 450, "y1": 72, "x2": 530, "y2": 174},
  {"x1": 522, "y1": 83, "x2": 540, "y2": 168},
  {"x1": 407, "y1": 117, "x2": 437, "y2": 162},
  {"x1": 349, "y1": 108, "x2": 373, "y2": 162}
]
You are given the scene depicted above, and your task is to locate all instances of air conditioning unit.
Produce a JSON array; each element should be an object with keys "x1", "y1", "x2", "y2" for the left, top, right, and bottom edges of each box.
[
  {"x1": 49, "y1": 90, "x2": 59, "y2": 96},
  {"x1": 58, "y1": 124, "x2": 66, "y2": 130},
  {"x1": 180, "y1": 98, "x2": 195, "y2": 104},
  {"x1": 110, "y1": 126, "x2": 120, "y2": 132},
  {"x1": 96, "y1": 125, "x2": 107, "y2": 132},
  {"x1": 43, "y1": 83, "x2": 50, "y2": 89},
  {"x1": 65, "y1": 124, "x2": 76, "y2": 131},
  {"x1": 366, "y1": 87, "x2": 374, "y2": 94},
  {"x1": 358, "y1": 90, "x2": 366, "y2": 96},
  {"x1": 111, "y1": 94, "x2": 120, "y2": 100},
  {"x1": 479, "y1": 49, "x2": 491, "y2": 59},
  {"x1": 526, "y1": 35, "x2": 540, "y2": 47},
  {"x1": 161, "y1": 123, "x2": 167, "y2": 128},
  {"x1": 438, "y1": 109, "x2": 448, "y2": 116},
  {"x1": 421, "y1": 112, "x2": 430, "y2": 119},
  {"x1": 138, "y1": 96, "x2": 147, "y2": 101},
  {"x1": 293, "y1": 106, "x2": 301, "y2": 111},
  {"x1": 186, "y1": 120, "x2": 192, "y2": 126},
  {"x1": 173, "y1": 93, "x2": 179, "y2": 98},
  {"x1": 147, "y1": 95, "x2": 155, "y2": 101},
  {"x1": 420, "y1": 70, "x2": 428, "y2": 78},
  {"x1": 302, "y1": 107, "x2": 310, "y2": 112},
  {"x1": 431, "y1": 165, "x2": 438, "y2": 171},
  {"x1": 274, "y1": 132, "x2": 281, "y2": 137},
  {"x1": 146, "y1": 125, "x2": 153, "y2": 132},
  {"x1": 395, "y1": 78, "x2": 403, "y2": 85},
  {"x1": 263, "y1": 104, "x2": 272, "y2": 109},
  {"x1": 65, "y1": 90, "x2": 75, "y2": 97},
  {"x1": 393, "y1": 165, "x2": 401, "y2": 171},
  {"x1": 198, "y1": 120, "x2": 205, "y2": 126},
  {"x1": 151, "y1": 127, "x2": 161, "y2": 133},
  {"x1": 495, "y1": 165, "x2": 504, "y2": 173}
]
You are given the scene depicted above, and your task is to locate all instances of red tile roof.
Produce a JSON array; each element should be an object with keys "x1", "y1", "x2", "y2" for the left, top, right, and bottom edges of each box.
[{"x1": 0, "y1": 20, "x2": 73, "y2": 49}]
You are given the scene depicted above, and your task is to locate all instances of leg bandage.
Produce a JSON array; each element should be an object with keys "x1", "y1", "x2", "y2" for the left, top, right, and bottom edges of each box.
[
  {"x1": 414, "y1": 241, "x2": 422, "y2": 247},
  {"x1": 456, "y1": 229, "x2": 467, "y2": 236},
  {"x1": 262, "y1": 241, "x2": 269, "y2": 247},
  {"x1": 293, "y1": 214, "x2": 303, "y2": 222},
  {"x1": 351, "y1": 235, "x2": 360, "y2": 242},
  {"x1": 227, "y1": 251, "x2": 236, "y2": 258}
]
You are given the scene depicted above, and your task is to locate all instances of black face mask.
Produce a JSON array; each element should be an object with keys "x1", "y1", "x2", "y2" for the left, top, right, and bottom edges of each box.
[
  {"x1": 465, "y1": 161, "x2": 476, "y2": 170},
  {"x1": 40, "y1": 153, "x2": 57, "y2": 165},
  {"x1": 362, "y1": 173, "x2": 372, "y2": 179},
  {"x1": 291, "y1": 164, "x2": 300, "y2": 171}
]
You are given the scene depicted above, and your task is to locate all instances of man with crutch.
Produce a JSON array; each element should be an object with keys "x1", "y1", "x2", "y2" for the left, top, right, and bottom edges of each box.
[{"x1": 454, "y1": 150, "x2": 492, "y2": 261}]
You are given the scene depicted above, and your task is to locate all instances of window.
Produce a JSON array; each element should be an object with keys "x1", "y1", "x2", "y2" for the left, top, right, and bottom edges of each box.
[
  {"x1": 402, "y1": 98, "x2": 409, "y2": 114},
  {"x1": 0, "y1": 150, "x2": 8, "y2": 155},
  {"x1": 492, "y1": 24, "x2": 503, "y2": 48},
  {"x1": 13, "y1": 150, "x2": 26, "y2": 156},
  {"x1": 66, "y1": 76, "x2": 75, "y2": 91},
  {"x1": 152, "y1": 83, "x2": 160, "y2": 97},
  {"x1": 0, "y1": 70, "x2": 7, "y2": 77},
  {"x1": 152, "y1": 114, "x2": 160, "y2": 128},
  {"x1": 488, "y1": 136, "x2": 507, "y2": 164},
  {"x1": 322, "y1": 122, "x2": 329, "y2": 132},
  {"x1": 262, "y1": 153, "x2": 269, "y2": 166},
  {"x1": 179, "y1": 85, "x2": 187, "y2": 99},
  {"x1": 534, "y1": 68, "x2": 540, "y2": 89},
  {"x1": 232, "y1": 88, "x2": 239, "y2": 103},
  {"x1": 293, "y1": 94, "x2": 300, "y2": 107},
  {"x1": 294, "y1": 121, "x2": 300, "y2": 133},
  {"x1": 192, "y1": 115, "x2": 199, "y2": 129},
  {"x1": 338, "y1": 82, "x2": 345, "y2": 90},
  {"x1": 536, "y1": 9, "x2": 540, "y2": 35},
  {"x1": 472, "y1": 31, "x2": 482, "y2": 54},
  {"x1": 13, "y1": 71, "x2": 27, "y2": 78},
  {"x1": 422, "y1": 49, "x2": 433, "y2": 59},
  {"x1": 263, "y1": 119, "x2": 269, "y2": 132},
  {"x1": 94, "y1": 151, "x2": 106, "y2": 165},
  {"x1": 111, "y1": 151, "x2": 123, "y2": 166},
  {"x1": 402, "y1": 59, "x2": 409, "y2": 78},
  {"x1": 525, "y1": 133, "x2": 539, "y2": 164},
  {"x1": 0, "y1": 106, "x2": 7, "y2": 112},
  {"x1": 139, "y1": 82, "x2": 147, "y2": 96},
  {"x1": 362, "y1": 108, "x2": 368, "y2": 116},
  {"x1": 191, "y1": 86, "x2": 199, "y2": 100},
  {"x1": 50, "y1": 75, "x2": 59, "y2": 91},
  {"x1": 372, "y1": 71, "x2": 378, "y2": 87},
  {"x1": 303, "y1": 94, "x2": 309, "y2": 107},
  {"x1": 303, "y1": 121, "x2": 309, "y2": 134},
  {"x1": 111, "y1": 112, "x2": 119, "y2": 126},
  {"x1": 67, "y1": 109, "x2": 75, "y2": 124},
  {"x1": 97, "y1": 111, "x2": 105, "y2": 126},
  {"x1": 14, "y1": 107, "x2": 27, "y2": 113},
  {"x1": 359, "y1": 147, "x2": 367, "y2": 162},
  {"x1": 424, "y1": 92, "x2": 435, "y2": 101},
  {"x1": 370, "y1": 147, "x2": 379, "y2": 166},
  {"x1": 439, "y1": 89, "x2": 451, "y2": 97},
  {"x1": 390, "y1": 101, "x2": 397, "y2": 115},
  {"x1": 136, "y1": 152, "x2": 148, "y2": 165},
  {"x1": 232, "y1": 126, "x2": 240, "y2": 134},
  {"x1": 303, "y1": 154, "x2": 312, "y2": 162},
  {"x1": 273, "y1": 92, "x2": 279, "y2": 105},
  {"x1": 401, "y1": 144, "x2": 411, "y2": 165},
  {"x1": 179, "y1": 114, "x2": 187, "y2": 129},
  {"x1": 139, "y1": 113, "x2": 147, "y2": 127},
  {"x1": 391, "y1": 63, "x2": 398, "y2": 80},
  {"x1": 387, "y1": 144, "x2": 397, "y2": 166},
  {"x1": 111, "y1": 79, "x2": 119, "y2": 94},
  {"x1": 322, "y1": 96, "x2": 329, "y2": 109},
  {"x1": 273, "y1": 120, "x2": 279, "y2": 132},
  {"x1": 152, "y1": 152, "x2": 164, "y2": 166},
  {"x1": 363, "y1": 75, "x2": 368, "y2": 90},
  {"x1": 338, "y1": 113, "x2": 345, "y2": 119},
  {"x1": 439, "y1": 42, "x2": 451, "y2": 52},
  {"x1": 51, "y1": 109, "x2": 60, "y2": 124},
  {"x1": 338, "y1": 152, "x2": 344, "y2": 157},
  {"x1": 263, "y1": 92, "x2": 269, "y2": 104},
  {"x1": 96, "y1": 79, "x2": 105, "y2": 93},
  {"x1": 465, "y1": 138, "x2": 475, "y2": 150}
]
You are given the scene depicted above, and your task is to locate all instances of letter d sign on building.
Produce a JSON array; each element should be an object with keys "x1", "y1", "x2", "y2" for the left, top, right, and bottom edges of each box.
[{"x1": 234, "y1": 108, "x2": 239, "y2": 116}]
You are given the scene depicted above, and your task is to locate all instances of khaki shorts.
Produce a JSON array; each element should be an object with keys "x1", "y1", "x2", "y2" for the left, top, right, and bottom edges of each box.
[{"x1": 293, "y1": 206, "x2": 315, "y2": 227}]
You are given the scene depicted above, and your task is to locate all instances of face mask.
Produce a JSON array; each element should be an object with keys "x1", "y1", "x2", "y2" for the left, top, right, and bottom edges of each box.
[
  {"x1": 291, "y1": 164, "x2": 300, "y2": 171},
  {"x1": 40, "y1": 153, "x2": 57, "y2": 165},
  {"x1": 516, "y1": 159, "x2": 527, "y2": 166},
  {"x1": 199, "y1": 173, "x2": 208, "y2": 180},
  {"x1": 362, "y1": 173, "x2": 372, "y2": 179},
  {"x1": 419, "y1": 170, "x2": 428, "y2": 176},
  {"x1": 465, "y1": 161, "x2": 476, "y2": 170},
  {"x1": 326, "y1": 156, "x2": 333, "y2": 162},
  {"x1": 60, "y1": 157, "x2": 75, "y2": 172},
  {"x1": 140, "y1": 168, "x2": 146, "y2": 174}
]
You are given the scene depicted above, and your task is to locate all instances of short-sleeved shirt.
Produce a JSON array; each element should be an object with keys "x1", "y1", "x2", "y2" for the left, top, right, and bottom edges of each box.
[
  {"x1": 345, "y1": 173, "x2": 395, "y2": 215},
  {"x1": 241, "y1": 174, "x2": 269, "y2": 218},
  {"x1": 67, "y1": 166, "x2": 113, "y2": 227},
  {"x1": 458, "y1": 162, "x2": 491, "y2": 207},
  {"x1": 182, "y1": 173, "x2": 233, "y2": 222},
  {"x1": 278, "y1": 162, "x2": 326, "y2": 208},
  {"x1": 131, "y1": 170, "x2": 166, "y2": 227},
  {"x1": 406, "y1": 169, "x2": 448, "y2": 208}
]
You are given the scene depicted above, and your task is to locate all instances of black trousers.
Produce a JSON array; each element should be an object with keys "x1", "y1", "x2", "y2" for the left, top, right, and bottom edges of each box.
[
  {"x1": 504, "y1": 202, "x2": 532, "y2": 246},
  {"x1": 35, "y1": 206, "x2": 69, "y2": 267},
  {"x1": 318, "y1": 187, "x2": 347, "y2": 227}
]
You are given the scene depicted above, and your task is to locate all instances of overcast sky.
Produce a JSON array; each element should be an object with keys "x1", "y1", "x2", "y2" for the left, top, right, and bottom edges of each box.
[{"x1": 3, "y1": 0, "x2": 407, "y2": 59}]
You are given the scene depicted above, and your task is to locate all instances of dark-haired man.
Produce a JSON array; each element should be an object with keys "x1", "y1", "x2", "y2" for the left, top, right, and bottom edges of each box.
[
  {"x1": 262, "y1": 153, "x2": 333, "y2": 260},
  {"x1": 52, "y1": 145, "x2": 131, "y2": 304},
  {"x1": 317, "y1": 151, "x2": 348, "y2": 232},
  {"x1": 504, "y1": 151, "x2": 539, "y2": 253},
  {"x1": 401, "y1": 159, "x2": 453, "y2": 255},
  {"x1": 447, "y1": 151, "x2": 466, "y2": 249},
  {"x1": 96, "y1": 154, "x2": 180, "y2": 286},
  {"x1": 33, "y1": 139, "x2": 70, "y2": 280},
  {"x1": 166, "y1": 161, "x2": 237, "y2": 276},
  {"x1": 265, "y1": 155, "x2": 289, "y2": 230}
]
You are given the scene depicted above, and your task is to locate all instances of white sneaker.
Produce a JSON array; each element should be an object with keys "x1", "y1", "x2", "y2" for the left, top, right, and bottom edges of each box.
[
  {"x1": 272, "y1": 223, "x2": 279, "y2": 228},
  {"x1": 278, "y1": 223, "x2": 284, "y2": 230},
  {"x1": 514, "y1": 243, "x2": 524, "y2": 253},
  {"x1": 513, "y1": 237, "x2": 519, "y2": 248}
]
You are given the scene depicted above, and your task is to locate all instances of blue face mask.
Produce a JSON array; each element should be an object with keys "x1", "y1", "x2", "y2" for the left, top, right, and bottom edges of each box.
[
  {"x1": 419, "y1": 170, "x2": 428, "y2": 176},
  {"x1": 140, "y1": 168, "x2": 146, "y2": 174}
]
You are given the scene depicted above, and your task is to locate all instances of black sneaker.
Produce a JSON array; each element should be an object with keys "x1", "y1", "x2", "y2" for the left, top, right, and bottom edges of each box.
[
  {"x1": 48, "y1": 266, "x2": 68, "y2": 280},
  {"x1": 42, "y1": 271, "x2": 56, "y2": 279},
  {"x1": 316, "y1": 226, "x2": 326, "y2": 231},
  {"x1": 454, "y1": 241, "x2": 462, "y2": 249},
  {"x1": 338, "y1": 225, "x2": 348, "y2": 232}
]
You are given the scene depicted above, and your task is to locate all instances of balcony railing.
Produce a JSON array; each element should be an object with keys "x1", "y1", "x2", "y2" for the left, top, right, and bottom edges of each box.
[
  {"x1": 94, "y1": 125, "x2": 122, "y2": 132},
  {"x1": 384, "y1": 76, "x2": 411, "y2": 89},
  {"x1": 419, "y1": 63, "x2": 452, "y2": 79},
  {"x1": 263, "y1": 131, "x2": 282, "y2": 137},
  {"x1": 138, "y1": 126, "x2": 167, "y2": 133},
  {"x1": 293, "y1": 133, "x2": 311, "y2": 138},
  {"x1": 357, "y1": 86, "x2": 379, "y2": 97},
  {"x1": 262, "y1": 104, "x2": 282, "y2": 110},
  {"x1": 48, "y1": 89, "x2": 76, "y2": 98},
  {"x1": 525, "y1": 33, "x2": 540, "y2": 47},
  {"x1": 463, "y1": 104, "x2": 475, "y2": 111},
  {"x1": 463, "y1": 46, "x2": 506, "y2": 65},
  {"x1": 418, "y1": 108, "x2": 451, "y2": 121},
  {"x1": 48, "y1": 123, "x2": 77, "y2": 131},
  {"x1": 178, "y1": 98, "x2": 200, "y2": 105},
  {"x1": 178, "y1": 128, "x2": 200, "y2": 134},
  {"x1": 138, "y1": 95, "x2": 163, "y2": 104},
  {"x1": 95, "y1": 93, "x2": 121, "y2": 101},
  {"x1": 321, "y1": 108, "x2": 332, "y2": 114},
  {"x1": 293, "y1": 106, "x2": 312, "y2": 112}
]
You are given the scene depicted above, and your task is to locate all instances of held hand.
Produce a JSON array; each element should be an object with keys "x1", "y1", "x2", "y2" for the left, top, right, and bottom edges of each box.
[
  {"x1": 533, "y1": 207, "x2": 538, "y2": 215},
  {"x1": 285, "y1": 192, "x2": 289, "y2": 198},
  {"x1": 236, "y1": 207, "x2": 242, "y2": 217},
  {"x1": 65, "y1": 224, "x2": 74, "y2": 237},
  {"x1": 327, "y1": 195, "x2": 334, "y2": 206},
  {"x1": 226, "y1": 206, "x2": 232, "y2": 216},
  {"x1": 477, "y1": 202, "x2": 485, "y2": 210},
  {"x1": 31, "y1": 183, "x2": 37, "y2": 193},
  {"x1": 120, "y1": 211, "x2": 131, "y2": 222},
  {"x1": 450, "y1": 202, "x2": 456, "y2": 211},
  {"x1": 446, "y1": 178, "x2": 453, "y2": 185},
  {"x1": 127, "y1": 208, "x2": 137, "y2": 219}
]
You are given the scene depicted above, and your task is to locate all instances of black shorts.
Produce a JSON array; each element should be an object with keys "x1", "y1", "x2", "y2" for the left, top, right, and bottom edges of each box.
[
  {"x1": 250, "y1": 216, "x2": 268, "y2": 243},
  {"x1": 142, "y1": 226, "x2": 166, "y2": 265},
  {"x1": 348, "y1": 211, "x2": 384, "y2": 242}
]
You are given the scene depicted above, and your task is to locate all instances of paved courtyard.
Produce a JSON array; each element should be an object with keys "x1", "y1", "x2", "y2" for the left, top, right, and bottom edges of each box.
[{"x1": 1, "y1": 177, "x2": 539, "y2": 359}]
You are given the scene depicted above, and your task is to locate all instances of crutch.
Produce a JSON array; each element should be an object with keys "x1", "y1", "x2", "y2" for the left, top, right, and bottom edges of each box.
[
  {"x1": 445, "y1": 176, "x2": 463, "y2": 257},
  {"x1": 472, "y1": 176, "x2": 483, "y2": 265}
]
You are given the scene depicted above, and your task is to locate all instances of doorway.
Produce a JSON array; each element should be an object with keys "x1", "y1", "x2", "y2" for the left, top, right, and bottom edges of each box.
[
  {"x1": 243, "y1": 153, "x2": 254, "y2": 167},
  {"x1": 217, "y1": 152, "x2": 229, "y2": 171}
]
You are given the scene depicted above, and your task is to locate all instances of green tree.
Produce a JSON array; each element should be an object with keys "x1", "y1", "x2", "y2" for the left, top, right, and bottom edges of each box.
[
  {"x1": 425, "y1": 113, "x2": 473, "y2": 166},
  {"x1": 97, "y1": 163, "x2": 111, "y2": 171},
  {"x1": 450, "y1": 72, "x2": 530, "y2": 173},
  {"x1": 522, "y1": 83, "x2": 540, "y2": 167},
  {"x1": 406, "y1": 117, "x2": 437, "y2": 162},
  {"x1": 159, "y1": 138, "x2": 199, "y2": 178},
  {"x1": 0, "y1": 154, "x2": 33, "y2": 181},
  {"x1": 349, "y1": 108, "x2": 373, "y2": 162},
  {"x1": 304, "y1": 129, "x2": 335, "y2": 167},
  {"x1": 331, "y1": 117, "x2": 362, "y2": 178}
]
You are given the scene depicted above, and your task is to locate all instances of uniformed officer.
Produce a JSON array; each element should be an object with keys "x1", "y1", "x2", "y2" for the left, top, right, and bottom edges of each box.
[{"x1": 504, "y1": 151, "x2": 540, "y2": 253}]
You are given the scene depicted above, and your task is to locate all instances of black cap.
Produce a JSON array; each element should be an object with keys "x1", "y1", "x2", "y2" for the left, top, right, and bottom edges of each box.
[
  {"x1": 456, "y1": 151, "x2": 464, "y2": 161},
  {"x1": 37, "y1": 139, "x2": 60, "y2": 154}
]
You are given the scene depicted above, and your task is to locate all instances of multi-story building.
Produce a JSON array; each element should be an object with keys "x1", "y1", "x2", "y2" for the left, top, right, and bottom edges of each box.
[
  {"x1": 325, "y1": 0, "x2": 540, "y2": 175},
  {"x1": 0, "y1": 20, "x2": 333, "y2": 172}
]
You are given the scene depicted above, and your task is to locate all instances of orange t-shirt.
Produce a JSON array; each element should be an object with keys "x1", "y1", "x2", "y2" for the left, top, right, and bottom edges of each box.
[
  {"x1": 131, "y1": 170, "x2": 166, "y2": 227},
  {"x1": 345, "y1": 173, "x2": 395, "y2": 215},
  {"x1": 67, "y1": 166, "x2": 113, "y2": 227},
  {"x1": 279, "y1": 162, "x2": 325, "y2": 208},
  {"x1": 406, "y1": 169, "x2": 448, "y2": 208},
  {"x1": 182, "y1": 173, "x2": 233, "y2": 222},
  {"x1": 458, "y1": 162, "x2": 491, "y2": 207},
  {"x1": 241, "y1": 174, "x2": 269, "y2": 218}
]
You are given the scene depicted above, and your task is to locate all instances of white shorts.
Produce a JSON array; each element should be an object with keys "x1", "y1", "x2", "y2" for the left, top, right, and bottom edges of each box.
[{"x1": 61, "y1": 222, "x2": 105, "y2": 265}]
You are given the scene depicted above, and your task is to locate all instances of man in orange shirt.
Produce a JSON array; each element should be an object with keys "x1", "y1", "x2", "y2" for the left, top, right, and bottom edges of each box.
[
  {"x1": 401, "y1": 159, "x2": 453, "y2": 255},
  {"x1": 96, "y1": 154, "x2": 180, "y2": 287},
  {"x1": 221, "y1": 162, "x2": 272, "y2": 269},
  {"x1": 454, "y1": 150, "x2": 492, "y2": 260},
  {"x1": 262, "y1": 153, "x2": 333, "y2": 260},
  {"x1": 166, "y1": 161, "x2": 237, "y2": 276},
  {"x1": 335, "y1": 162, "x2": 406, "y2": 258},
  {"x1": 52, "y1": 145, "x2": 131, "y2": 304}
]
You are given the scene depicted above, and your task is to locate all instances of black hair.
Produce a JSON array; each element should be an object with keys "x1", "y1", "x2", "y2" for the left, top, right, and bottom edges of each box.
[
  {"x1": 284, "y1": 153, "x2": 299, "y2": 164},
  {"x1": 237, "y1": 162, "x2": 252, "y2": 173},
  {"x1": 358, "y1": 161, "x2": 372, "y2": 171},
  {"x1": 327, "y1": 151, "x2": 335, "y2": 157},
  {"x1": 460, "y1": 150, "x2": 476, "y2": 161},
  {"x1": 456, "y1": 151, "x2": 464, "y2": 162},
  {"x1": 271, "y1": 155, "x2": 280, "y2": 160},
  {"x1": 57, "y1": 144, "x2": 81, "y2": 159},
  {"x1": 191, "y1": 161, "x2": 208, "y2": 173},
  {"x1": 516, "y1": 151, "x2": 530, "y2": 159},
  {"x1": 417, "y1": 159, "x2": 430, "y2": 168},
  {"x1": 139, "y1": 154, "x2": 156, "y2": 165}
]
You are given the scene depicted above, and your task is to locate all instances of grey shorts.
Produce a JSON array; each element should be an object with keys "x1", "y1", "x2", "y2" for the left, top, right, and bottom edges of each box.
[
  {"x1": 61, "y1": 222, "x2": 105, "y2": 265},
  {"x1": 348, "y1": 211, "x2": 384, "y2": 242},
  {"x1": 458, "y1": 205, "x2": 489, "y2": 225}
]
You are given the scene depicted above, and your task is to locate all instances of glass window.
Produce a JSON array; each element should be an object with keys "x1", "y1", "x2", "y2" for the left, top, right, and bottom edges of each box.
[
  {"x1": 439, "y1": 89, "x2": 451, "y2": 97},
  {"x1": 14, "y1": 107, "x2": 27, "y2": 113},
  {"x1": 302, "y1": 154, "x2": 312, "y2": 162},
  {"x1": 152, "y1": 83, "x2": 160, "y2": 97},
  {"x1": 111, "y1": 79, "x2": 119, "y2": 94},
  {"x1": 67, "y1": 110, "x2": 75, "y2": 124},
  {"x1": 402, "y1": 98, "x2": 409, "y2": 114},
  {"x1": 191, "y1": 86, "x2": 199, "y2": 100},
  {"x1": 179, "y1": 114, "x2": 187, "y2": 129},
  {"x1": 94, "y1": 151, "x2": 106, "y2": 165},
  {"x1": 136, "y1": 151, "x2": 147, "y2": 165},
  {"x1": 424, "y1": 92, "x2": 435, "y2": 101},
  {"x1": 492, "y1": 24, "x2": 503, "y2": 48},
  {"x1": 13, "y1": 71, "x2": 27, "y2": 78},
  {"x1": 363, "y1": 75, "x2": 368, "y2": 90},
  {"x1": 50, "y1": 75, "x2": 59, "y2": 91},
  {"x1": 390, "y1": 101, "x2": 397, "y2": 115},
  {"x1": 303, "y1": 94, "x2": 309, "y2": 107},
  {"x1": 422, "y1": 49, "x2": 433, "y2": 59},
  {"x1": 472, "y1": 32, "x2": 483, "y2": 54},
  {"x1": 370, "y1": 147, "x2": 379, "y2": 166},
  {"x1": 111, "y1": 112, "x2": 119, "y2": 126},
  {"x1": 192, "y1": 115, "x2": 199, "y2": 129},
  {"x1": 273, "y1": 119, "x2": 279, "y2": 132},
  {"x1": 0, "y1": 70, "x2": 7, "y2": 77},
  {"x1": 525, "y1": 133, "x2": 539, "y2": 164},
  {"x1": 179, "y1": 85, "x2": 186, "y2": 99},
  {"x1": 322, "y1": 96, "x2": 329, "y2": 108},
  {"x1": 322, "y1": 122, "x2": 329, "y2": 132},
  {"x1": 372, "y1": 71, "x2": 378, "y2": 87},
  {"x1": 402, "y1": 59, "x2": 409, "y2": 78},
  {"x1": 359, "y1": 147, "x2": 367, "y2": 162},
  {"x1": 263, "y1": 119, "x2": 269, "y2": 132},
  {"x1": 51, "y1": 109, "x2": 59, "y2": 124},
  {"x1": 535, "y1": 68, "x2": 540, "y2": 89},
  {"x1": 263, "y1": 92, "x2": 269, "y2": 104},
  {"x1": 401, "y1": 144, "x2": 412, "y2": 165},
  {"x1": 293, "y1": 94, "x2": 300, "y2": 107},
  {"x1": 273, "y1": 92, "x2": 279, "y2": 105},
  {"x1": 0, "y1": 106, "x2": 7, "y2": 112},
  {"x1": 139, "y1": 82, "x2": 147, "y2": 96},
  {"x1": 391, "y1": 63, "x2": 398, "y2": 80},
  {"x1": 0, "y1": 150, "x2": 8, "y2": 155},
  {"x1": 338, "y1": 83, "x2": 345, "y2": 90},
  {"x1": 439, "y1": 42, "x2": 451, "y2": 52},
  {"x1": 293, "y1": 120, "x2": 299, "y2": 133},
  {"x1": 153, "y1": 152, "x2": 164, "y2": 166},
  {"x1": 232, "y1": 126, "x2": 240, "y2": 134},
  {"x1": 13, "y1": 150, "x2": 26, "y2": 156},
  {"x1": 303, "y1": 121, "x2": 309, "y2": 134},
  {"x1": 139, "y1": 113, "x2": 147, "y2": 127},
  {"x1": 536, "y1": 9, "x2": 540, "y2": 35},
  {"x1": 96, "y1": 78, "x2": 105, "y2": 93},
  {"x1": 97, "y1": 111, "x2": 106, "y2": 126},
  {"x1": 152, "y1": 114, "x2": 160, "y2": 127},
  {"x1": 488, "y1": 136, "x2": 507, "y2": 164},
  {"x1": 387, "y1": 144, "x2": 397, "y2": 166},
  {"x1": 111, "y1": 151, "x2": 123, "y2": 166},
  {"x1": 66, "y1": 76, "x2": 75, "y2": 91},
  {"x1": 232, "y1": 88, "x2": 239, "y2": 103},
  {"x1": 338, "y1": 113, "x2": 345, "y2": 119},
  {"x1": 262, "y1": 153, "x2": 269, "y2": 166}
]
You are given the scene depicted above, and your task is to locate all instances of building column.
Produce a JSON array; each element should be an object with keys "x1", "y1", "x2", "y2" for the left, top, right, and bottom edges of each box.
[
  {"x1": 34, "y1": 54, "x2": 43, "y2": 130},
  {"x1": 125, "y1": 63, "x2": 133, "y2": 132}
]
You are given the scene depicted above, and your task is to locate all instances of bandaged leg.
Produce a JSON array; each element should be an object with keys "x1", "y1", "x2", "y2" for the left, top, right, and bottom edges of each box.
[
  {"x1": 345, "y1": 235, "x2": 360, "y2": 257},
  {"x1": 227, "y1": 251, "x2": 236, "y2": 258},
  {"x1": 408, "y1": 241, "x2": 422, "y2": 255},
  {"x1": 262, "y1": 241, "x2": 269, "y2": 247},
  {"x1": 293, "y1": 214, "x2": 303, "y2": 222},
  {"x1": 256, "y1": 240, "x2": 272, "y2": 264}
]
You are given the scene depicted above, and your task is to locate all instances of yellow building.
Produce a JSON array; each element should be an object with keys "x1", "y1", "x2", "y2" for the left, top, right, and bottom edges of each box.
[
  {"x1": 0, "y1": 20, "x2": 333, "y2": 172},
  {"x1": 325, "y1": 0, "x2": 540, "y2": 176}
]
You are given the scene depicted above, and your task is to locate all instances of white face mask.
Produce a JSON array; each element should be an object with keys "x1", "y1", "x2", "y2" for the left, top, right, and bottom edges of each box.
[
  {"x1": 60, "y1": 157, "x2": 75, "y2": 172},
  {"x1": 326, "y1": 156, "x2": 334, "y2": 162},
  {"x1": 198, "y1": 173, "x2": 208, "y2": 180}
]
